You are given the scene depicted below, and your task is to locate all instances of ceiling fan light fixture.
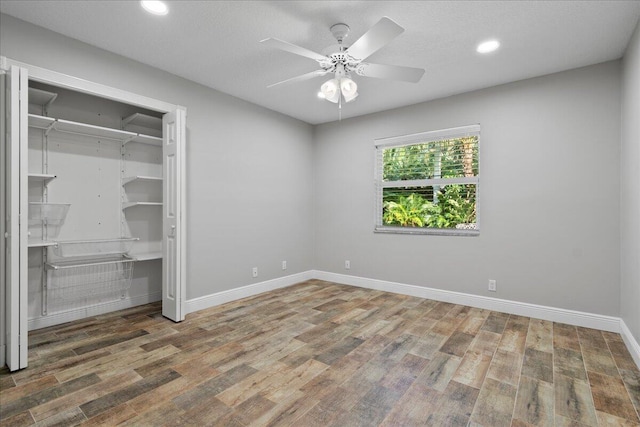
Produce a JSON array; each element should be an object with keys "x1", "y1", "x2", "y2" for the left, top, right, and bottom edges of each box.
[
  {"x1": 320, "y1": 78, "x2": 340, "y2": 103},
  {"x1": 140, "y1": 0, "x2": 169, "y2": 15},
  {"x1": 263, "y1": 17, "x2": 425, "y2": 113}
]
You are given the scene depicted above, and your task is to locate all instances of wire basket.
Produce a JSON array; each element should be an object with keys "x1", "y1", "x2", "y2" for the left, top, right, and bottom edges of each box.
[
  {"x1": 52, "y1": 238, "x2": 138, "y2": 258},
  {"x1": 45, "y1": 256, "x2": 134, "y2": 312},
  {"x1": 28, "y1": 202, "x2": 70, "y2": 224},
  {"x1": 29, "y1": 202, "x2": 70, "y2": 239}
]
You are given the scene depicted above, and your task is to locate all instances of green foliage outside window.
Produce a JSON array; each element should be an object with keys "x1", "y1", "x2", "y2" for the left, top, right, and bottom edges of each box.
[
  {"x1": 382, "y1": 193, "x2": 430, "y2": 227},
  {"x1": 382, "y1": 136, "x2": 478, "y2": 229}
]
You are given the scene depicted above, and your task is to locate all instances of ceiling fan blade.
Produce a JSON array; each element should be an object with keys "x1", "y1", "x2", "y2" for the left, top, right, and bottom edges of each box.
[
  {"x1": 345, "y1": 17, "x2": 404, "y2": 62},
  {"x1": 260, "y1": 38, "x2": 328, "y2": 62},
  {"x1": 267, "y1": 69, "x2": 330, "y2": 88},
  {"x1": 356, "y1": 62, "x2": 425, "y2": 83}
]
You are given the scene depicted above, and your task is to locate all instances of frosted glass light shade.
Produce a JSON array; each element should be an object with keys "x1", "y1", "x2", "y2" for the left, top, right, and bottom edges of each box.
[
  {"x1": 340, "y1": 77, "x2": 358, "y2": 102},
  {"x1": 343, "y1": 91, "x2": 358, "y2": 103},
  {"x1": 320, "y1": 79, "x2": 340, "y2": 103}
]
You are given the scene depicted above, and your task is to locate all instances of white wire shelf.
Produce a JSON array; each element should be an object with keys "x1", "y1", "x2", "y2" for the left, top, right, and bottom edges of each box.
[
  {"x1": 28, "y1": 240, "x2": 57, "y2": 248},
  {"x1": 127, "y1": 134, "x2": 162, "y2": 146},
  {"x1": 29, "y1": 87, "x2": 57, "y2": 108},
  {"x1": 131, "y1": 252, "x2": 162, "y2": 261},
  {"x1": 52, "y1": 238, "x2": 139, "y2": 258},
  {"x1": 54, "y1": 118, "x2": 137, "y2": 141},
  {"x1": 122, "y1": 175, "x2": 162, "y2": 185},
  {"x1": 122, "y1": 201, "x2": 162, "y2": 209},
  {"x1": 27, "y1": 114, "x2": 161, "y2": 146},
  {"x1": 122, "y1": 113, "x2": 162, "y2": 130},
  {"x1": 29, "y1": 114, "x2": 55, "y2": 129},
  {"x1": 28, "y1": 173, "x2": 57, "y2": 184}
]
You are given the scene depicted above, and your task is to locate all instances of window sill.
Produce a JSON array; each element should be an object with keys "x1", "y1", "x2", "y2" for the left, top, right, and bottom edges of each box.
[{"x1": 374, "y1": 227, "x2": 480, "y2": 237}]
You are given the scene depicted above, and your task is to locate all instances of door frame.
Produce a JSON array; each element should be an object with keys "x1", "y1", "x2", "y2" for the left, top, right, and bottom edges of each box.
[
  {"x1": 1, "y1": 63, "x2": 29, "y2": 371},
  {"x1": 1, "y1": 57, "x2": 187, "y2": 369}
]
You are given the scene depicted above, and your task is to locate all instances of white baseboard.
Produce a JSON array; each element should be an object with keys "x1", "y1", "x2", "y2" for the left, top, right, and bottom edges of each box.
[
  {"x1": 28, "y1": 291, "x2": 162, "y2": 331},
  {"x1": 620, "y1": 319, "x2": 640, "y2": 369},
  {"x1": 184, "y1": 271, "x2": 315, "y2": 314},
  {"x1": 311, "y1": 270, "x2": 622, "y2": 333}
]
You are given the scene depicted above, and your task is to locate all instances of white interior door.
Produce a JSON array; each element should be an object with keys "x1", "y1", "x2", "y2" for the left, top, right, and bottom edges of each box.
[
  {"x1": 162, "y1": 108, "x2": 186, "y2": 321},
  {"x1": 4, "y1": 65, "x2": 29, "y2": 371}
]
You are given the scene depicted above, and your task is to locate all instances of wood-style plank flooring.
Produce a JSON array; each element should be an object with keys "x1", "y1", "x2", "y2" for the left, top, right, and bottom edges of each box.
[{"x1": 1, "y1": 280, "x2": 639, "y2": 426}]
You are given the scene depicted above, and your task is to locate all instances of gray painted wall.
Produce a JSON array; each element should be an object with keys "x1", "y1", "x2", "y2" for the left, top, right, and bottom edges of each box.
[
  {"x1": 314, "y1": 61, "x2": 622, "y2": 316},
  {"x1": 621, "y1": 19, "x2": 640, "y2": 343},
  {"x1": 0, "y1": 14, "x2": 316, "y2": 302}
]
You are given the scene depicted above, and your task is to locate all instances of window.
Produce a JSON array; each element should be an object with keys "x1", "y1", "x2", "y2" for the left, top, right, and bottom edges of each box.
[{"x1": 374, "y1": 125, "x2": 480, "y2": 235}]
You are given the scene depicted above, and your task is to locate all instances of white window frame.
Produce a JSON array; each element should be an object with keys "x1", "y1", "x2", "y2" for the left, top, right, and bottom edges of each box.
[{"x1": 374, "y1": 124, "x2": 480, "y2": 236}]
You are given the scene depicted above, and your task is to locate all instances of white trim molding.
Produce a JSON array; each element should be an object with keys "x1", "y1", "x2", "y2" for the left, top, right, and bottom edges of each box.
[
  {"x1": 185, "y1": 271, "x2": 315, "y2": 314},
  {"x1": 312, "y1": 271, "x2": 621, "y2": 332},
  {"x1": 1, "y1": 56, "x2": 178, "y2": 113},
  {"x1": 620, "y1": 320, "x2": 640, "y2": 368},
  {"x1": 28, "y1": 292, "x2": 161, "y2": 331}
]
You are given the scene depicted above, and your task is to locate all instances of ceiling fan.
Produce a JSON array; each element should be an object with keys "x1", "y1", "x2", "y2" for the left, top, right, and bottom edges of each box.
[{"x1": 261, "y1": 17, "x2": 425, "y2": 106}]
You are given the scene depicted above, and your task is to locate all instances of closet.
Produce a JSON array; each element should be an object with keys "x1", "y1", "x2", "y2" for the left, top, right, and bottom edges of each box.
[
  {"x1": 2, "y1": 59, "x2": 186, "y2": 371},
  {"x1": 28, "y1": 81, "x2": 165, "y2": 323}
]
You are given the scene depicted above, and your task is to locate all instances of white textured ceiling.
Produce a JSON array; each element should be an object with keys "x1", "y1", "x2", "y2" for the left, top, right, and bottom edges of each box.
[{"x1": 1, "y1": 1, "x2": 639, "y2": 124}]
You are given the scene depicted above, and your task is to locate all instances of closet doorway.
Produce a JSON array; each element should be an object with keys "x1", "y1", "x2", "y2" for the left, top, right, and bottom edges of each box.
[{"x1": 1, "y1": 57, "x2": 187, "y2": 372}]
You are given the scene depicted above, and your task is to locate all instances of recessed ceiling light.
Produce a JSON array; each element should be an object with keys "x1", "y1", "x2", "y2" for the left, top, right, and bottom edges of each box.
[
  {"x1": 476, "y1": 40, "x2": 500, "y2": 54},
  {"x1": 141, "y1": 1, "x2": 168, "y2": 16}
]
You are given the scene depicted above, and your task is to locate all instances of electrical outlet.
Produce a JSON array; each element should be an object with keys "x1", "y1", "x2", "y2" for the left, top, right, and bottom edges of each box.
[
  {"x1": 345, "y1": 260, "x2": 351, "y2": 270},
  {"x1": 282, "y1": 261, "x2": 287, "y2": 270},
  {"x1": 252, "y1": 267, "x2": 258, "y2": 278},
  {"x1": 488, "y1": 279, "x2": 497, "y2": 292}
]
